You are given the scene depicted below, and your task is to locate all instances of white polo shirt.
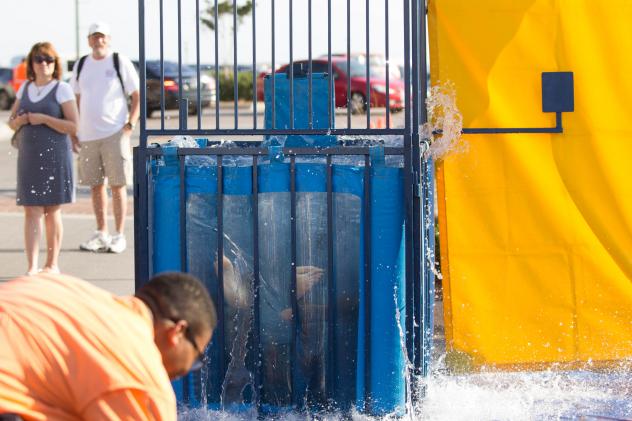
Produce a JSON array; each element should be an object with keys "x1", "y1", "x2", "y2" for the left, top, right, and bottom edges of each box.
[{"x1": 71, "y1": 52, "x2": 139, "y2": 142}]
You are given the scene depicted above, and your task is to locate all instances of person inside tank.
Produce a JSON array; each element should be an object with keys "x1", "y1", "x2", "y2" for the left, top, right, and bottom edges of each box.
[{"x1": 216, "y1": 255, "x2": 324, "y2": 407}]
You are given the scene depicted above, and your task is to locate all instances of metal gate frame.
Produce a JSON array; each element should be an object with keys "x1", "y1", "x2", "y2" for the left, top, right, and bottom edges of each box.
[{"x1": 134, "y1": 0, "x2": 433, "y2": 411}]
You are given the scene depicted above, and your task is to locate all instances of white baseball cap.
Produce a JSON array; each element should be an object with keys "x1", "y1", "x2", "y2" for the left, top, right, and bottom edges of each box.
[{"x1": 88, "y1": 22, "x2": 111, "y2": 37}]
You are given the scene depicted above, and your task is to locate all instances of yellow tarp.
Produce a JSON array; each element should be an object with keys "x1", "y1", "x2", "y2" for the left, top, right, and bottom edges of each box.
[{"x1": 429, "y1": 0, "x2": 632, "y2": 368}]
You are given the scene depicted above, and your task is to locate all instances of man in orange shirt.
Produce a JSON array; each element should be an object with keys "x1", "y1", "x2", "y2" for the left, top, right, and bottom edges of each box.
[
  {"x1": 11, "y1": 58, "x2": 27, "y2": 94},
  {"x1": 0, "y1": 272, "x2": 217, "y2": 420}
]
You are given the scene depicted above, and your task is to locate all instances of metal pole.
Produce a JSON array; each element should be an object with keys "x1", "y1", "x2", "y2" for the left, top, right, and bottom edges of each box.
[{"x1": 75, "y1": 0, "x2": 80, "y2": 60}]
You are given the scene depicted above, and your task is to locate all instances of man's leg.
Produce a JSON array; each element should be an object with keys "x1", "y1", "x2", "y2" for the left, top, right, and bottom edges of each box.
[
  {"x1": 101, "y1": 129, "x2": 132, "y2": 253},
  {"x1": 111, "y1": 185, "x2": 126, "y2": 235},
  {"x1": 78, "y1": 138, "x2": 110, "y2": 252},
  {"x1": 92, "y1": 184, "x2": 108, "y2": 233}
]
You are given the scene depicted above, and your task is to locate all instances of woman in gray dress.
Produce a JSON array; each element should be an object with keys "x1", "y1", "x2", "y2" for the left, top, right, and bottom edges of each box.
[{"x1": 7, "y1": 42, "x2": 79, "y2": 275}]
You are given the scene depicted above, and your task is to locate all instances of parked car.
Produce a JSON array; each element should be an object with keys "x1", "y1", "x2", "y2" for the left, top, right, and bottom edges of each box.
[
  {"x1": 0, "y1": 67, "x2": 16, "y2": 110},
  {"x1": 258, "y1": 57, "x2": 405, "y2": 114},
  {"x1": 141, "y1": 60, "x2": 216, "y2": 117}
]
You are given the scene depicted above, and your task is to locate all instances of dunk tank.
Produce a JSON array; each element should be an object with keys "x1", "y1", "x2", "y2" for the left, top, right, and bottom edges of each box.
[{"x1": 134, "y1": 0, "x2": 434, "y2": 416}]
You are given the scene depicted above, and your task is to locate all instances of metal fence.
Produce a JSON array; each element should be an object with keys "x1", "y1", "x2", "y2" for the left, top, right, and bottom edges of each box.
[{"x1": 134, "y1": 0, "x2": 432, "y2": 413}]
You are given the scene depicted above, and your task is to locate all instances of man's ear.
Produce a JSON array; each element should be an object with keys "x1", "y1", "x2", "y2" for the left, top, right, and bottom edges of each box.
[{"x1": 166, "y1": 320, "x2": 188, "y2": 346}]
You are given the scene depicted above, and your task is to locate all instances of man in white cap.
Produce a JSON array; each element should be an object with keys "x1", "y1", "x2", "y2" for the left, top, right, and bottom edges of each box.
[{"x1": 71, "y1": 22, "x2": 139, "y2": 253}]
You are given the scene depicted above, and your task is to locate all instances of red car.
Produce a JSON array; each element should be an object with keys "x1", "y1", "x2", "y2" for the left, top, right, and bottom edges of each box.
[{"x1": 257, "y1": 57, "x2": 405, "y2": 114}]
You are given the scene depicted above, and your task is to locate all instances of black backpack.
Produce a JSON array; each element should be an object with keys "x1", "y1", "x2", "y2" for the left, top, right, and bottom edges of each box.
[{"x1": 75, "y1": 52, "x2": 125, "y2": 94}]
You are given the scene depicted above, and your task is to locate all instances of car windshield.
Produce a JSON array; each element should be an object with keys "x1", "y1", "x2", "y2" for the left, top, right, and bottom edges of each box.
[
  {"x1": 336, "y1": 60, "x2": 387, "y2": 79},
  {"x1": 146, "y1": 61, "x2": 195, "y2": 78}
]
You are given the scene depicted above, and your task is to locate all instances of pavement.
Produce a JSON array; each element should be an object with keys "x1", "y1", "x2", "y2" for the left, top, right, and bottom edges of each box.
[
  {"x1": 0, "y1": 104, "x2": 404, "y2": 296},
  {"x1": 0, "y1": 110, "x2": 135, "y2": 294}
]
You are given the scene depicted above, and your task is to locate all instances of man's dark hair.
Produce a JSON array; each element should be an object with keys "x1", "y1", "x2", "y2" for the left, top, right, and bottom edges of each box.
[{"x1": 136, "y1": 272, "x2": 217, "y2": 338}]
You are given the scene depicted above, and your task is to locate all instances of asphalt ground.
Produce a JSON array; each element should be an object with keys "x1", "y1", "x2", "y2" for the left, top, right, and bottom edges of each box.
[{"x1": 0, "y1": 106, "x2": 404, "y2": 295}]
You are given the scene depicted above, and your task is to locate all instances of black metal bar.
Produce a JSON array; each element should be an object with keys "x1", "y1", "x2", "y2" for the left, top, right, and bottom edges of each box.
[
  {"x1": 146, "y1": 146, "x2": 406, "y2": 156},
  {"x1": 363, "y1": 154, "x2": 372, "y2": 412},
  {"x1": 411, "y1": 0, "x2": 419, "y2": 135},
  {"x1": 459, "y1": 125, "x2": 563, "y2": 135},
  {"x1": 404, "y1": 135, "x2": 416, "y2": 382},
  {"x1": 216, "y1": 155, "x2": 226, "y2": 396},
  {"x1": 271, "y1": 0, "x2": 276, "y2": 129},
  {"x1": 328, "y1": 0, "x2": 333, "y2": 129},
  {"x1": 196, "y1": 0, "x2": 202, "y2": 129},
  {"x1": 177, "y1": 0, "x2": 183, "y2": 128},
  {"x1": 252, "y1": 0, "x2": 257, "y2": 129},
  {"x1": 385, "y1": 0, "x2": 391, "y2": 128},
  {"x1": 147, "y1": 155, "x2": 154, "y2": 279},
  {"x1": 214, "y1": 0, "x2": 220, "y2": 129},
  {"x1": 133, "y1": 147, "x2": 149, "y2": 288},
  {"x1": 179, "y1": 155, "x2": 187, "y2": 273},
  {"x1": 411, "y1": 0, "x2": 422, "y2": 386},
  {"x1": 346, "y1": 0, "x2": 351, "y2": 128},
  {"x1": 326, "y1": 154, "x2": 335, "y2": 405},
  {"x1": 180, "y1": 99, "x2": 188, "y2": 131},
  {"x1": 422, "y1": 157, "x2": 435, "y2": 379},
  {"x1": 404, "y1": 0, "x2": 411, "y2": 132},
  {"x1": 289, "y1": 155, "x2": 299, "y2": 406},
  {"x1": 252, "y1": 155, "x2": 262, "y2": 409},
  {"x1": 145, "y1": 128, "x2": 408, "y2": 137},
  {"x1": 178, "y1": 153, "x2": 190, "y2": 403},
  {"x1": 365, "y1": 0, "x2": 371, "y2": 127},
  {"x1": 414, "y1": 0, "x2": 429, "y2": 389},
  {"x1": 233, "y1": 0, "x2": 238, "y2": 129},
  {"x1": 289, "y1": 0, "x2": 294, "y2": 129},
  {"x1": 308, "y1": 0, "x2": 313, "y2": 129},
  {"x1": 159, "y1": 0, "x2": 165, "y2": 130},
  {"x1": 139, "y1": 0, "x2": 147, "y2": 149}
]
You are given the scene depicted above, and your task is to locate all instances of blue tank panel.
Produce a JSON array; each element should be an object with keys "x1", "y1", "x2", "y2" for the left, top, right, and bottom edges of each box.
[
  {"x1": 151, "y1": 161, "x2": 181, "y2": 275},
  {"x1": 264, "y1": 73, "x2": 336, "y2": 148},
  {"x1": 369, "y1": 165, "x2": 406, "y2": 415}
]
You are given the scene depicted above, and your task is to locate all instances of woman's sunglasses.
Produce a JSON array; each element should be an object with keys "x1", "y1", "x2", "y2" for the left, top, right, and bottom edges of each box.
[{"x1": 33, "y1": 55, "x2": 55, "y2": 64}]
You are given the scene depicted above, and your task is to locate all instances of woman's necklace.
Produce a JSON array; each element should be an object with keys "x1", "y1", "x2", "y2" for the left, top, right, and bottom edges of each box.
[{"x1": 34, "y1": 80, "x2": 52, "y2": 96}]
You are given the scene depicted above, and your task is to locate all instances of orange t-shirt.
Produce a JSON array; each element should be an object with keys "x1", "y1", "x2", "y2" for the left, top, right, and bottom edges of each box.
[{"x1": 0, "y1": 273, "x2": 176, "y2": 421}]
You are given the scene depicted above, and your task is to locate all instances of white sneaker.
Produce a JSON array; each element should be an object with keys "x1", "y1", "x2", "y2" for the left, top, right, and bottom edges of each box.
[
  {"x1": 79, "y1": 231, "x2": 111, "y2": 252},
  {"x1": 108, "y1": 233, "x2": 127, "y2": 254}
]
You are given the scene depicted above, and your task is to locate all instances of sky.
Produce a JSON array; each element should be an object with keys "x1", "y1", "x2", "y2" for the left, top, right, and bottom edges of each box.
[{"x1": 0, "y1": 0, "x2": 408, "y2": 69}]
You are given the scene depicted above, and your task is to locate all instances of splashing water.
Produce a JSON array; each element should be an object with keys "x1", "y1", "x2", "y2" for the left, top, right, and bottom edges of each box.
[{"x1": 423, "y1": 82, "x2": 466, "y2": 160}]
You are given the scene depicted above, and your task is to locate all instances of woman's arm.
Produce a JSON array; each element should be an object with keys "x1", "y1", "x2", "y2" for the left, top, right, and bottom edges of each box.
[
  {"x1": 27, "y1": 99, "x2": 78, "y2": 136},
  {"x1": 7, "y1": 99, "x2": 28, "y2": 131}
]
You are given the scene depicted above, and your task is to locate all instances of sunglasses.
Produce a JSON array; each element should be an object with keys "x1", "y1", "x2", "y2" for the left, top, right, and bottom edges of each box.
[
  {"x1": 183, "y1": 325, "x2": 206, "y2": 371},
  {"x1": 34, "y1": 55, "x2": 55, "y2": 64},
  {"x1": 168, "y1": 317, "x2": 205, "y2": 371}
]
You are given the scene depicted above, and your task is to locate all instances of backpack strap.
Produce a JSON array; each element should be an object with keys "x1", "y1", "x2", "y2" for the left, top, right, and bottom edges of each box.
[
  {"x1": 75, "y1": 55, "x2": 88, "y2": 81},
  {"x1": 76, "y1": 53, "x2": 126, "y2": 95},
  {"x1": 112, "y1": 52, "x2": 126, "y2": 95}
]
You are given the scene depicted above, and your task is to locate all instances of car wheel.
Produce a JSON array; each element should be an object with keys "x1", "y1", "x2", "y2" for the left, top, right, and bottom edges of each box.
[
  {"x1": 188, "y1": 103, "x2": 198, "y2": 116},
  {"x1": 0, "y1": 90, "x2": 11, "y2": 111},
  {"x1": 350, "y1": 92, "x2": 366, "y2": 115}
]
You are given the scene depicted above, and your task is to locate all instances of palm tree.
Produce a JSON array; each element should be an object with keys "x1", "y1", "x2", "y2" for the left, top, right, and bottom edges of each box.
[{"x1": 201, "y1": 0, "x2": 254, "y2": 32}]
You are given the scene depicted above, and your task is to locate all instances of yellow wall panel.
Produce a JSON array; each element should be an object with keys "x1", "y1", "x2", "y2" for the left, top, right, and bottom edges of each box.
[{"x1": 429, "y1": 0, "x2": 632, "y2": 368}]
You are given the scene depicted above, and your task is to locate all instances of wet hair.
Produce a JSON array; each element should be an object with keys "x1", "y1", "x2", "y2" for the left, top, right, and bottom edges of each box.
[
  {"x1": 136, "y1": 272, "x2": 217, "y2": 339},
  {"x1": 26, "y1": 42, "x2": 62, "y2": 81}
]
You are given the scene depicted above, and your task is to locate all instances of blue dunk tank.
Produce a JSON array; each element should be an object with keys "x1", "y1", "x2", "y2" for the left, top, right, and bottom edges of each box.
[{"x1": 134, "y1": 71, "x2": 435, "y2": 415}]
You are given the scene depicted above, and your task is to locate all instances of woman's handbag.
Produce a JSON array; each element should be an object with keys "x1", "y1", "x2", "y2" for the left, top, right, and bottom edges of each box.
[{"x1": 10, "y1": 127, "x2": 22, "y2": 149}]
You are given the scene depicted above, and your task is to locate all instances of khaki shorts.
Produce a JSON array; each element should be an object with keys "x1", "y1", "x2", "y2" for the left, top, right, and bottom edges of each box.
[{"x1": 77, "y1": 129, "x2": 133, "y2": 187}]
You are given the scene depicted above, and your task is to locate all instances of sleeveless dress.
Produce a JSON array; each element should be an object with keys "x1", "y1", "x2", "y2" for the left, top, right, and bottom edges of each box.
[{"x1": 16, "y1": 82, "x2": 75, "y2": 206}]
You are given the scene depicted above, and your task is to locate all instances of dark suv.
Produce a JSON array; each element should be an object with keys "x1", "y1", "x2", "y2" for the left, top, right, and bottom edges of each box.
[
  {"x1": 143, "y1": 61, "x2": 215, "y2": 117},
  {"x1": 0, "y1": 67, "x2": 16, "y2": 110}
]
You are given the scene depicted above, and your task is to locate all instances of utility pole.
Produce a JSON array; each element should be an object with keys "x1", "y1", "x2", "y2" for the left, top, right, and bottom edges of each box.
[{"x1": 75, "y1": 0, "x2": 80, "y2": 60}]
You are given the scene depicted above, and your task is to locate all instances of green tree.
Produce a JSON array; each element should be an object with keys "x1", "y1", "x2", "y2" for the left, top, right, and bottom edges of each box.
[{"x1": 201, "y1": 0, "x2": 254, "y2": 32}]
